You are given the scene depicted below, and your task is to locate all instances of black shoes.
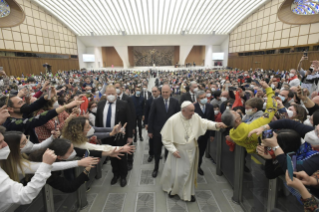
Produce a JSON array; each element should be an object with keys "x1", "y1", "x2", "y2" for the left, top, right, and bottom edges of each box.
[
  {"x1": 111, "y1": 175, "x2": 119, "y2": 185},
  {"x1": 120, "y1": 177, "x2": 127, "y2": 187},
  {"x1": 148, "y1": 155, "x2": 153, "y2": 162},
  {"x1": 191, "y1": 195, "x2": 196, "y2": 202},
  {"x1": 198, "y1": 168, "x2": 204, "y2": 176},
  {"x1": 152, "y1": 169, "x2": 158, "y2": 178},
  {"x1": 127, "y1": 163, "x2": 133, "y2": 171},
  {"x1": 140, "y1": 137, "x2": 144, "y2": 141}
]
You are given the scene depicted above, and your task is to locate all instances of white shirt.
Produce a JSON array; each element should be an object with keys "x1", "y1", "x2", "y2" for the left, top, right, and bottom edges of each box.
[
  {"x1": 21, "y1": 136, "x2": 54, "y2": 154},
  {"x1": 189, "y1": 91, "x2": 196, "y2": 102},
  {"x1": 0, "y1": 163, "x2": 52, "y2": 211},
  {"x1": 144, "y1": 90, "x2": 148, "y2": 100},
  {"x1": 103, "y1": 101, "x2": 116, "y2": 128}
]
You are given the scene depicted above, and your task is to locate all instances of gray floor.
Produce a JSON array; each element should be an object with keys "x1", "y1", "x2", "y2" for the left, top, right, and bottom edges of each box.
[{"x1": 80, "y1": 129, "x2": 244, "y2": 212}]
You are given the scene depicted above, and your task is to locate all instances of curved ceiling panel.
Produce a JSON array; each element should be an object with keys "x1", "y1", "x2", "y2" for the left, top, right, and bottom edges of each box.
[{"x1": 32, "y1": 0, "x2": 268, "y2": 36}]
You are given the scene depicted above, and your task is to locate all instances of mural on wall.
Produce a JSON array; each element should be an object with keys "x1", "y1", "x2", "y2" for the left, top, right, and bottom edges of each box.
[{"x1": 133, "y1": 46, "x2": 174, "y2": 66}]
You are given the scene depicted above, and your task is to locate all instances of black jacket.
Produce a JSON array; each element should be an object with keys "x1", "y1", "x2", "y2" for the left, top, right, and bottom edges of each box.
[
  {"x1": 194, "y1": 102, "x2": 215, "y2": 137},
  {"x1": 148, "y1": 97, "x2": 180, "y2": 135},
  {"x1": 120, "y1": 93, "x2": 136, "y2": 128},
  {"x1": 95, "y1": 99, "x2": 133, "y2": 140},
  {"x1": 144, "y1": 96, "x2": 154, "y2": 125},
  {"x1": 180, "y1": 92, "x2": 193, "y2": 106}
]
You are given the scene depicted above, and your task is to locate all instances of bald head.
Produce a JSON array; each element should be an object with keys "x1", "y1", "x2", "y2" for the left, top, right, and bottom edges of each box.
[
  {"x1": 105, "y1": 85, "x2": 116, "y2": 96},
  {"x1": 221, "y1": 91, "x2": 229, "y2": 98},
  {"x1": 162, "y1": 85, "x2": 171, "y2": 99}
]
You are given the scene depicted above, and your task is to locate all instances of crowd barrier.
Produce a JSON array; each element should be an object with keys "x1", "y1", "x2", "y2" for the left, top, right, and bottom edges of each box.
[
  {"x1": 206, "y1": 130, "x2": 305, "y2": 212},
  {"x1": 6, "y1": 156, "x2": 105, "y2": 212}
]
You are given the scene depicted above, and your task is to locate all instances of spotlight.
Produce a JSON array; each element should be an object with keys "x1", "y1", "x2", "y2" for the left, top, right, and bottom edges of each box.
[{"x1": 90, "y1": 32, "x2": 94, "y2": 36}]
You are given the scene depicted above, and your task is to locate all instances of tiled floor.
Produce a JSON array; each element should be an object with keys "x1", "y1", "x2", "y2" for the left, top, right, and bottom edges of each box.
[{"x1": 81, "y1": 129, "x2": 244, "y2": 212}]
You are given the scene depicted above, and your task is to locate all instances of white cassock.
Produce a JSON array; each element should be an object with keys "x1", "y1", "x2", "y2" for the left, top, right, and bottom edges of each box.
[{"x1": 160, "y1": 112, "x2": 220, "y2": 201}]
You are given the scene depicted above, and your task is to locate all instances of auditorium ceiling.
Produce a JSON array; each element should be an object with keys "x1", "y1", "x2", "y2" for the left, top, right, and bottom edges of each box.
[{"x1": 31, "y1": 0, "x2": 269, "y2": 36}]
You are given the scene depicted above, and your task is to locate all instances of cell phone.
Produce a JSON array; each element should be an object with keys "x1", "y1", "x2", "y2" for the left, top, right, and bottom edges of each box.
[
  {"x1": 301, "y1": 88, "x2": 304, "y2": 96},
  {"x1": 54, "y1": 120, "x2": 57, "y2": 131},
  {"x1": 287, "y1": 152, "x2": 296, "y2": 181},
  {"x1": 84, "y1": 149, "x2": 90, "y2": 158},
  {"x1": 262, "y1": 129, "x2": 273, "y2": 139},
  {"x1": 229, "y1": 86, "x2": 237, "y2": 92},
  {"x1": 258, "y1": 135, "x2": 262, "y2": 146},
  {"x1": 0, "y1": 67, "x2": 3, "y2": 71},
  {"x1": 5, "y1": 91, "x2": 10, "y2": 107}
]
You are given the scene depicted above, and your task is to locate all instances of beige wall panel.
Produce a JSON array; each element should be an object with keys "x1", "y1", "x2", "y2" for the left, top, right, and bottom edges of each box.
[
  {"x1": 35, "y1": 28, "x2": 42, "y2": 36},
  {"x1": 26, "y1": 17, "x2": 34, "y2": 26},
  {"x1": 29, "y1": 35, "x2": 37, "y2": 44},
  {"x1": 264, "y1": 8, "x2": 270, "y2": 17},
  {"x1": 21, "y1": 34, "x2": 30, "y2": 43},
  {"x1": 289, "y1": 37, "x2": 298, "y2": 46},
  {"x1": 34, "y1": 19, "x2": 41, "y2": 28},
  {"x1": 51, "y1": 46, "x2": 56, "y2": 53},
  {"x1": 24, "y1": 7, "x2": 32, "y2": 16},
  {"x1": 252, "y1": 21, "x2": 257, "y2": 28},
  {"x1": 262, "y1": 25, "x2": 268, "y2": 34},
  {"x1": 11, "y1": 26, "x2": 20, "y2": 32},
  {"x1": 20, "y1": 24, "x2": 28, "y2": 34},
  {"x1": 252, "y1": 13, "x2": 258, "y2": 21},
  {"x1": 0, "y1": 40, "x2": 4, "y2": 49},
  {"x1": 238, "y1": 26, "x2": 242, "y2": 33},
  {"x1": 43, "y1": 37, "x2": 49, "y2": 45},
  {"x1": 267, "y1": 32, "x2": 274, "y2": 41},
  {"x1": 251, "y1": 36, "x2": 256, "y2": 43},
  {"x1": 2, "y1": 30, "x2": 13, "y2": 40},
  {"x1": 245, "y1": 37, "x2": 250, "y2": 44},
  {"x1": 299, "y1": 25, "x2": 310, "y2": 36},
  {"x1": 251, "y1": 28, "x2": 256, "y2": 36},
  {"x1": 261, "y1": 34, "x2": 268, "y2": 42},
  {"x1": 265, "y1": 2, "x2": 272, "y2": 8},
  {"x1": 56, "y1": 47, "x2": 61, "y2": 53},
  {"x1": 60, "y1": 41, "x2": 65, "y2": 47},
  {"x1": 33, "y1": 10, "x2": 39, "y2": 19},
  {"x1": 47, "y1": 23, "x2": 53, "y2": 31},
  {"x1": 290, "y1": 27, "x2": 300, "y2": 37},
  {"x1": 282, "y1": 29, "x2": 290, "y2": 38},
  {"x1": 245, "y1": 45, "x2": 249, "y2": 51},
  {"x1": 256, "y1": 27, "x2": 262, "y2": 35},
  {"x1": 241, "y1": 31, "x2": 245, "y2": 38},
  {"x1": 39, "y1": 12, "x2": 46, "y2": 21},
  {"x1": 258, "y1": 10, "x2": 264, "y2": 19},
  {"x1": 298, "y1": 35, "x2": 308, "y2": 45},
  {"x1": 263, "y1": 16, "x2": 270, "y2": 25},
  {"x1": 275, "y1": 22, "x2": 283, "y2": 31},
  {"x1": 260, "y1": 42, "x2": 266, "y2": 49},
  {"x1": 246, "y1": 30, "x2": 250, "y2": 37},
  {"x1": 257, "y1": 19, "x2": 263, "y2": 27},
  {"x1": 308, "y1": 33, "x2": 319, "y2": 44},
  {"x1": 28, "y1": 26, "x2": 35, "y2": 35},
  {"x1": 268, "y1": 23, "x2": 275, "y2": 32},
  {"x1": 242, "y1": 24, "x2": 247, "y2": 31},
  {"x1": 0, "y1": 29, "x2": 2, "y2": 39},
  {"x1": 38, "y1": 45, "x2": 44, "y2": 52},
  {"x1": 274, "y1": 31, "x2": 282, "y2": 40},
  {"x1": 241, "y1": 38, "x2": 245, "y2": 45},
  {"x1": 37, "y1": 36, "x2": 43, "y2": 45},
  {"x1": 48, "y1": 31, "x2": 54, "y2": 39},
  {"x1": 23, "y1": 43, "x2": 31, "y2": 51},
  {"x1": 49, "y1": 38, "x2": 55, "y2": 46},
  {"x1": 256, "y1": 35, "x2": 262, "y2": 43},
  {"x1": 4, "y1": 41, "x2": 14, "y2": 49},
  {"x1": 14, "y1": 41, "x2": 23, "y2": 50},
  {"x1": 45, "y1": 46, "x2": 50, "y2": 52},
  {"x1": 270, "y1": 5, "x2": 278, "y2": 15},
  {"x1": 283, "y1": 23, "x2": 290, "y2": 29},
  {"x1": 46, "y1": 15, "x2": 52, "y2": 23},
  {"x1": 250, "y1": 44, "x2": 254, "y2": 50},
  {"x1": 281, "y1": 38, "x2": 288, "y2": 47},
  {"x1": 310, "y1": 23, "x2": 319, "y2": 34},
  {"x1": 269, "y1": 14, "x2": 277, "y2": 24},
  {"x1": 41, "y1": 21, "x2": 47, "y2": 29},
  {"x1": 42, "y1": 29, "x2": 48, "y2": 37},
  {"x1": 266, "y1": 41, "x2": 273, "y2": 49},
  {"x1": 273, "y1": 40, "x2": 280, "y2": 48},
  {"x1": 12, "y1": 32, "x2": 22, "y2": 42},
  {"x1": 31, "y1": 43, "x2": 38, "y2": 52}
]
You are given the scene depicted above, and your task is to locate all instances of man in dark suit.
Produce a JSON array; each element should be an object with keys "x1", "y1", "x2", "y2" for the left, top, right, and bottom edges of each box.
[
  {"x1": 194, "y1": 90, "x2": 215, "y2": 176},
  {"x1": 95, "y1": 85, "x2": 133, "y2": 187},
  {"x1": 131, "y1": 86, "x2": 144, "y2": 142},
  {"x1": 148, "y1": 85, "x2": 180, "y2": 178},
  {"x1": 142, "y1": 85, "x2": 152, "y2": 101},
  {"x1": 115, "y1": 82, "x2": 136, "y2": 171},
  {"x1": 180, "y1": 81, "x2": 199, "y2": 105},
  {"x1": 144, "y1": 86, "x2": 160, "y2": 162}
]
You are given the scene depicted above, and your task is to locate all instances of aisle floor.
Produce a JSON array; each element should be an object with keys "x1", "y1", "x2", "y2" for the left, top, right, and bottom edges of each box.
[{"x1": 81, "y1": 129, "x2": 244, "y2": 212}]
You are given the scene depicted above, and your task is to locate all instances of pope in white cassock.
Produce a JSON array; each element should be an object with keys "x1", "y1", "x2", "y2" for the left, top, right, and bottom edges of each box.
[{"x1": 160, "y1": 101, "x2": 227, "y2": 202}]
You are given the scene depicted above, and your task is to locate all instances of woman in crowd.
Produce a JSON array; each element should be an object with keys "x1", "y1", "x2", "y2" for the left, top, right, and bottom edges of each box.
[
  {"x1": 62, "y1": 117, "x2": 135, "y2": 154},
  {"x1": 0, "y1": 131, "x2": 99, "y2": 182},
  {"x1": 88, "y1": 100, "x2": 97, "y2": 125},
  {"x1": 35, "y1": 95, "x2": 71, "y2": 142}
]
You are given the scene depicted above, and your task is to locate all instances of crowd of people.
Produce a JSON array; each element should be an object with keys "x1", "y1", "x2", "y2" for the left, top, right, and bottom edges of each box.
[{"x1": 1, "y1": 54, "x2": 319, "y2": 211}]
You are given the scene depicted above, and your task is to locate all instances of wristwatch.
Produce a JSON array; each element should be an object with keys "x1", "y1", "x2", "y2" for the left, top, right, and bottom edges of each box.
[{"x1": 272, "y1": 145, "x2": 280, "y2": 152}]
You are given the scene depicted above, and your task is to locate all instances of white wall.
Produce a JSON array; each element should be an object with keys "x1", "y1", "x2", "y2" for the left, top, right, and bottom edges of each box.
[
  {"x1": 77, "y1": 38, "x2": 86, "y2": 69},
  {"x1": 221, "y1": 36, "x2": 229, "y2": 67}
]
